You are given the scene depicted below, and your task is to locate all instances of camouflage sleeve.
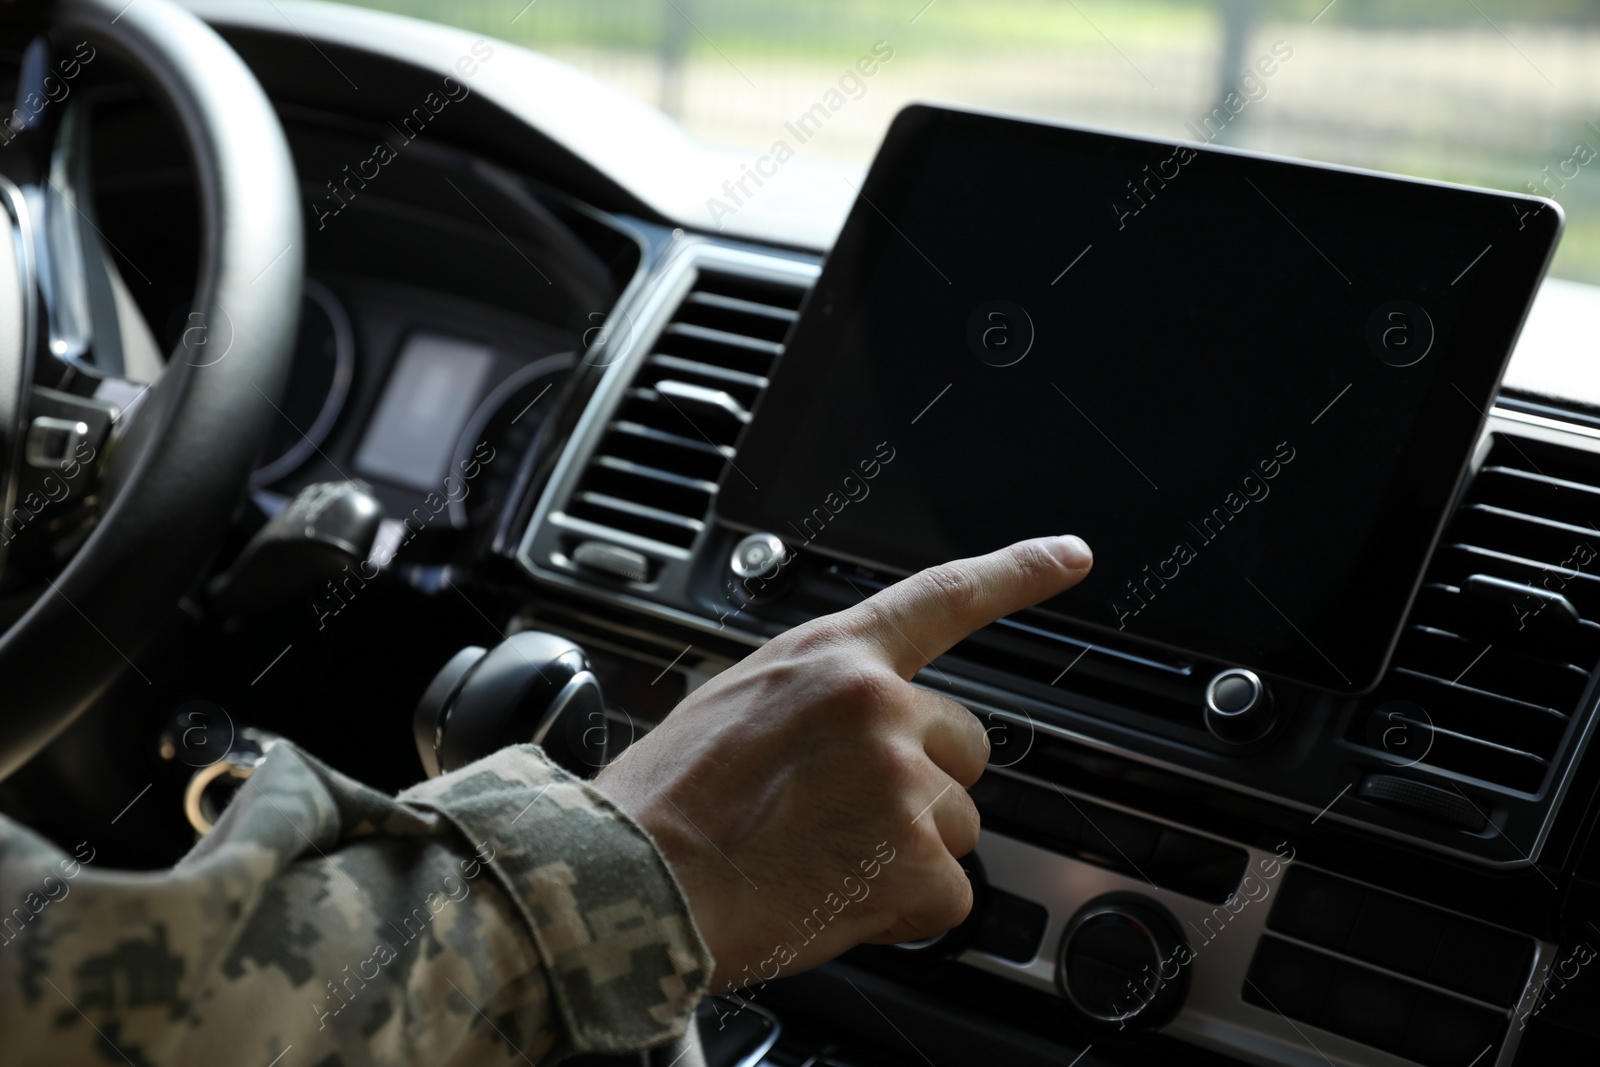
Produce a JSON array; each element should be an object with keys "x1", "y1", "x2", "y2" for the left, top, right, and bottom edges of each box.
[{"x1": 0, "y1": 740, "x2": 711, "y2": 1066}]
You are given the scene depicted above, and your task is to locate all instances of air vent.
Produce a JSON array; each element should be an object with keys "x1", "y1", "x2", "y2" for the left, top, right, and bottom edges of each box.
[
  {"x1": 1351, "y1": 434, "x2": 1600, "y2": 794},
  {"x1": 562, "y1": 268, "x2": 809, "y2": 561}
]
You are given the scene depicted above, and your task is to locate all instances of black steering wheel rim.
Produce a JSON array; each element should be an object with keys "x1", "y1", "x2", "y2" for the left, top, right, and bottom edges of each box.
[{"x1": 0, "y1": 0, "x2": 302, "y2": 779}]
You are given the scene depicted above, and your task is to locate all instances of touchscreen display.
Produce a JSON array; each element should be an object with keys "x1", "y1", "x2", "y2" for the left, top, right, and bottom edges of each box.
[{"x1": 716, "y1": 105, "x2": 1561, "y2": 693}]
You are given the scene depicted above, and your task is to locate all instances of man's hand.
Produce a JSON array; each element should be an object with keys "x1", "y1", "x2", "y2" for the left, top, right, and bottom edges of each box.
[{"x1": 593, "y1": 534, "x2": 1093, "y2": 991}]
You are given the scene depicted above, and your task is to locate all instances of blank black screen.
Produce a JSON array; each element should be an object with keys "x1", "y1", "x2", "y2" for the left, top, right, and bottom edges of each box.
[{"x1": 718, "y1": 106, "x2": 1560, "y2": 693}]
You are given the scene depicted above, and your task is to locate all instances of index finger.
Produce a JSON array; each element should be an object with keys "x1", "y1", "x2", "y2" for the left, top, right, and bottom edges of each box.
[{"x1": 842, "y1": 535, "x2": 1093, "y2": 678}]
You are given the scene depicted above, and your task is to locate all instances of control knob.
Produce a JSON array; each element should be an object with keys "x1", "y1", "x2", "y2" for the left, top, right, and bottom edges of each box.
[
  {"x1": 1204, "y1": 668, "x2": 1276, "y2": 744},
  {"x1": 1057, "y1": 894, "x2": 1190, "y2": 1035},
  {"x1": 728, "y1": 532, "x2": 791, "y2": 603}
]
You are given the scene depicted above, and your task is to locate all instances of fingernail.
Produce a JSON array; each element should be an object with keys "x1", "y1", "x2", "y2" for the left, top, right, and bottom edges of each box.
[{"x1": 1051, "y1": 535, "x2": 1093, "y2": 570}]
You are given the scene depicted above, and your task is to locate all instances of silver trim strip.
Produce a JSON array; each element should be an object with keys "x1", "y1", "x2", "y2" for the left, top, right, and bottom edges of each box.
[{"x1": 530, "y1": 669, "x2": 596, "y2": 746}]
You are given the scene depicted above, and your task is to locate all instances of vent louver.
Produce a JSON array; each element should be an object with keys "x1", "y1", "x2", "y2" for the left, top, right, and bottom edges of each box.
[
  {"x1": 1353, "y1": 434, "x2": 1600, "y2": 794},
  {"x1": 562, "y1": 269, "x2": 808, "y2": 561}
]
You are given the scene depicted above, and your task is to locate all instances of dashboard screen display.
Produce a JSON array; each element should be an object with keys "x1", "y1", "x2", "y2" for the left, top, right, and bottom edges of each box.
[
  {"x1": 717, "y1": 105, "x2": 1561, "y2": 693},
  {"x1": 355, "y1": 332, "x2": 493, "y2": 492}
]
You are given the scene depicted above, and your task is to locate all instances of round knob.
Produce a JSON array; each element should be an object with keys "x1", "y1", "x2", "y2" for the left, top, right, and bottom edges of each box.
[
  {"x1": 1057, "y1": 896, "x2": 1189, "y2": 1034},
  {"x1": 729, "y1": 532, "x2": 791, "y2": 602},
  {"x1": 1204, "y1": 668, "x2": 1275, "y2": 744}
]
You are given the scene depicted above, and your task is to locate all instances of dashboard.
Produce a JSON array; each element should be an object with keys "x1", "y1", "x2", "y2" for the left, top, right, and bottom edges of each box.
[{"x1": 85, "y1": 3, "x2": 1600, "y2": 1065}]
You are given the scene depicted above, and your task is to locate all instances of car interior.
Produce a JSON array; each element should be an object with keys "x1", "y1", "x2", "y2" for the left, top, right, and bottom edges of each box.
[{"x1": 1, "y1": 0, "x2": 1598, "y2": 1065}]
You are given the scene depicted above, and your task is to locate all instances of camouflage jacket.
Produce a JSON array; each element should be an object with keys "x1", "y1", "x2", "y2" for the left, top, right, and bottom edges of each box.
[{"x1": 0, "y1": 742, "x2": 712, "y2": 1065}]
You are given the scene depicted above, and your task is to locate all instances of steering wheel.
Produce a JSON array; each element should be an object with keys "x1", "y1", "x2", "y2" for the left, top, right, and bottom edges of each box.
[{"x1": 0, "y1": 0, "x2": 301, "y2": 779}]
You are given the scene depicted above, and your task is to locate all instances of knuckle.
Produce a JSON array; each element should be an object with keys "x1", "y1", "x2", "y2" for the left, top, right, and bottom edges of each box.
[
  {"x1": 947, "y1": 863, "x2": 972, "y2": 921},
  {"x1": 956, "y1": 704, "x2": 992, "y2": 776},
  {"x1": 954, "y1": 754, "x2": 987, "y2": 790},
  {"x1": 913, "y1": 861, "x2": 973, "y2": 933},
  {"x1": 947, "y1": 867, "x2": 976, "y2": 924},
  {"x1": 1008, "y1": 539, "x2": 1063, "y2": 584},
  {"x1": 835, "y1": 662, "x2": 900, "y2": 710},
  {"x1": 928, "y1": 695, "x2": 989, "y2": 785},
  {"x1": 777, "y1": 617, "x2": 849, "y2": 657},
  {"x1": 949, "y1": 793, "x2": 982, "y2": 857},
  {"x1": 917, "y1": 563, "x2": 981, "y2": 616},
  {"x1": 876, "y1": 739, "x2": 928, "y2": 792}
]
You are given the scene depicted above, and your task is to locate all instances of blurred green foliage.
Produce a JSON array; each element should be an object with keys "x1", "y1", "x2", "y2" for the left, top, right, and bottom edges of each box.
[
  {"x1": 341, "y1": 0, "x2": 1213, "y2": 53},
  {"x1": 1316, "y1": 0, "x2": 1600, "y2": 26},
  {"x1": 342, "y1": 0, "x2": 1600, "y2": 54}
]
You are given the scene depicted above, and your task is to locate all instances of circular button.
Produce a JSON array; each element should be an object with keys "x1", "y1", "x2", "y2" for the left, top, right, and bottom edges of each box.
[
  {"x1": 1058, "y1": 896, "x2": 1189, "y2": 1035},
  {"x1": 1211, "y1": 672, "x2": 1260, "y2": 713},
  {"x1": 730, "y1": 533, "x2": 788, "y2": 581},
  {"x1": 1204, "y1": 668, "x2": 1275, "y2": 744}
]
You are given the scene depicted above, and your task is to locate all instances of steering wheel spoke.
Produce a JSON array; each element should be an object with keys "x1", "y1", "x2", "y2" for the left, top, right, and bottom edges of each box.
[
  {"x1": 0, "y1": 378, "x2": 132, "y2": 587},
  {"x1": 0, "y1": 32, "x2": 69, "y2": 189},
  {"x1": 0, "y1": 22, "x2": 152, "y2": 585}
]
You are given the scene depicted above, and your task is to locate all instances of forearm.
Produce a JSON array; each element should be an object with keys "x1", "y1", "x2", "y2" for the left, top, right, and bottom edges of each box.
[{"x1": 0, "y1": 741, "x2": 710, "y2": 1066}]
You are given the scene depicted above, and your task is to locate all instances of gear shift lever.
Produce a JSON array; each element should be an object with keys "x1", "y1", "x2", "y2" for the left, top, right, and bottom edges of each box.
[{"x1": 413, "y1": 631, "x2": 608, "y2": 778}]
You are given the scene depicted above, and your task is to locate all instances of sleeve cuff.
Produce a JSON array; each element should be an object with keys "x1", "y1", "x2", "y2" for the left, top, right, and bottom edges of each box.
[{"x1": 401, "y1": 744, "x2": 712, "y2": 1054}]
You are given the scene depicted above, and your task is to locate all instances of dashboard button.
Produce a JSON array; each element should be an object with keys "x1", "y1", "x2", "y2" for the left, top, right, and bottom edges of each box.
[
  {"x1": 1078, "y1": 803, "x2": 1162, "y2": 866},
  {"x1": 1321, "y1": 959, "x2": 1418, "y2": 1051},
  {"x1": 1145, "y1": 829, "x2": 1250, "y2": 904},
  {"x1": 1014, "y1": 786, "x2": 1084, "y2": 843},
  {"x1": 1248, "y1": 936, "x2": 1505, "y2": 1064},
  {"x1": 1244, "y1": 935, "x2": 1336, "y2": 1022},
  {"x1": 1357, "y1": 773, "x2": 1486, "y2": 830},
  {"x1": 971, "y1": 888, "x2": 1048, "y2": 963},
  {"x1": 1427, "y1": 917, "x2": 1535, "y2": 1007},
  {"x1": 1403, "y1": 992, "x2": 1508, "y2": 1067},
  {"x1": 1347, "y1": 892, "x2": 1445, "y2": 978},
  {"x1": 1204, "y1": 668, "x2": 1276, "y2": 744},
  {"x1": 729, "y1": 532, "x2": 787, "y2": 580},
  {"x1": 1212, "y1": 674, "x2": 1257, "y2": 712},
  {"x1": 572, "y1": 540, "x2": 653, "y2": 583},
  {"x1": 967, "y1": 773, "x2": 1023, "y2": 822},
  {"x1": 728, "y1": 532, "x2": 791, "y2": 602},
  {"x1": 1268, "y1": 867, "x2": 1365, "y2": 950}
]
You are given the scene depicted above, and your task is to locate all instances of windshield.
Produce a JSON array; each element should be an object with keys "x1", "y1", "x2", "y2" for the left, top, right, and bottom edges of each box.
[{"x1": 337, "y1": 0, "x2": 1600, "y2": 285}]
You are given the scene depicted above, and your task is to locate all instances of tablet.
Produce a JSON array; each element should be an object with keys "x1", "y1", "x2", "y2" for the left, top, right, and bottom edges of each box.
[{"x1": 717, "y1": 104, "x2": 1561, "y2": 693}]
